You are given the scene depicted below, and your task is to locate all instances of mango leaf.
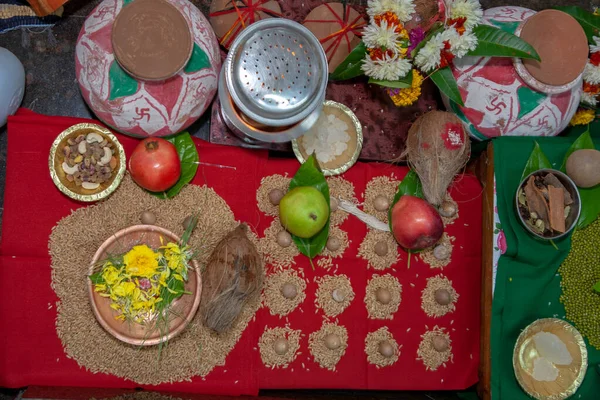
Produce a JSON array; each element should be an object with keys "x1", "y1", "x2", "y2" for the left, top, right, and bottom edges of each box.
[
  {"x1": 329, "y1": 41, "x2": 367, "y2": 81},
  {"x1": 554, "y1": 6, "x2": 600, "y2": 42},
  {"x1": 368, "y1": 70, "x2": 413, "y2": 88},
  {"x1": 520, "y1": 141, "x2": 552, "y2": 182},
  {"x1": 149, "y1": 132, "x2": 199, "y2": 199},
  {"x1": 431, "y1": 67, "x2": 464, "y2": 106},
  {"x1": 388, "y1": 170, "x2": 424, "y2": 231},
  {"x1": 594, "y1": 281, "x2": 600, "y2": 293},
  {"x1": 288, "y1": 154, "x2": 330, "y2": 260},
  {"x1": 576, "y1": 184, "x2": 600, "y2": 229},
  {"x1": 89, "y1": 272, "x2": 104, "y2": 285},
  {"x1": 560, "y1": 129, "x2": 594, "y2": 172},
  {"x1": 466, "y1": 25, "x2": 540, "y2": 60},
  {"x1": 158, "y1": 276, "x2": 185, "y2": 307},
  {"x1": 411, "y1": 22, "x2": 444, "y2": 59}
]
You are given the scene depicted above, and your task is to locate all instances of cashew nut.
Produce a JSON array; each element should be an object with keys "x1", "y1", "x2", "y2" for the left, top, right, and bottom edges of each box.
[
  {"x1": 86, "y1": 132, "x2": 103, "y2": 143},
  {"x1": 97, "y1": 147, "x2": 112, "y2": 165},
  {"x1": 78, "y1": 140, "x2": 87, "y2": 154},
  {"x1": 62, "y1": 162, "x2": 80, "y2": 175},
  {"x1": 82, "y1": 182, "x2": 100, "y2": 190}
]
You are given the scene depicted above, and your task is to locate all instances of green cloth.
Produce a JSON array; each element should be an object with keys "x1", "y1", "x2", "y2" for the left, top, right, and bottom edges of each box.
[{"x1": 492, "y1": 132, "x2": 600, "y2": 399}]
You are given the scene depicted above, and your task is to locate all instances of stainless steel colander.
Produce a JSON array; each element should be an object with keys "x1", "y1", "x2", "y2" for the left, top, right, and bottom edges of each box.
[{"x1": 220, "y1": 18, "x2": 328, "y2": 143}]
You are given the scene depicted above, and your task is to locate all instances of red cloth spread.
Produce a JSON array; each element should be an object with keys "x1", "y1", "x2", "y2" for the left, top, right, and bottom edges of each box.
[{"x1": 0, "y1": 109, "x2": 482, "y2": 395}]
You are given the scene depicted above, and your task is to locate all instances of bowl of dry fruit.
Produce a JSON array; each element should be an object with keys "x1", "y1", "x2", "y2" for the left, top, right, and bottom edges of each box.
[
  {"x1": 49, "y1": 123, "x2": 126, "y2": 202},
  {"x1": 516, "y1": 169, "x2": 581, "y2": 240}
]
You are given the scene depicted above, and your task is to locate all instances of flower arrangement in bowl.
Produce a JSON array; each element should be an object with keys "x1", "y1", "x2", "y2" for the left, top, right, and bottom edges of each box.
[
  {"x1": 87, "y1": 221, "x2": 201, "y2": 347},
  {"x1": 330, "y1": 0, "x2": 540, "y2": 107}
]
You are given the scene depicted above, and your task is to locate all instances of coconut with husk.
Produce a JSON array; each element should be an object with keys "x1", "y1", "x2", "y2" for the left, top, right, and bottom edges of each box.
[
  {"x1": 404, "y1": 111, "x2": 470, "y2": 206},
  {"x1": 200, "y1": 224, "x2": 263, "y2": 333},
  {"x1": 405, "y1": 0, "x2": 444, "y2": 31}
]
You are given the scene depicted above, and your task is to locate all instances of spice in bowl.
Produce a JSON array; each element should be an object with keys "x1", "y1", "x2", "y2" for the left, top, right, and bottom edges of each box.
[
  {"x1": 49, "y1": 123, "x2": 126, "y2": 202},
  {"x1": 292, "y1": 100, "x2": 362, "y2": 176}
]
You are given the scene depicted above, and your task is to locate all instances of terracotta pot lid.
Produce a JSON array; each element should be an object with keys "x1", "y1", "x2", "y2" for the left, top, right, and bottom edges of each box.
[
  {"x1": 112, "y1": 0, "x2": 193, "y2": 81},
  {"x1": 519, "y1": 10, "x2": 588, "y2": 87}
]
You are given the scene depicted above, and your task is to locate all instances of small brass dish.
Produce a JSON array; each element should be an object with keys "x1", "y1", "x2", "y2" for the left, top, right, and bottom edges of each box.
[
  {"x1": 292, "y1": 100, "x2": 363, "y2": 176},
  {"x1": 513, "y1": 318, "x2": 587, "y2": 400},
  {"x1": 49, "y1": 123, "x2": 126, "y2": 202}
]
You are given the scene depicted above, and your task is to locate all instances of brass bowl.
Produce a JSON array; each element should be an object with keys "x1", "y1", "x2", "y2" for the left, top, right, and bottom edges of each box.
[
  {"x1": 292, "y1": 100, "x2": 363, "y2": 176},
  {"x1": 49, "y1": 123, "x2": 126, "y2": 202},
  {"x1": 513, "y1": 318, "x2": 587, "y2": 400},
  {"x1": 87, "y1": 225, "x2": 202, "y2": 346}
]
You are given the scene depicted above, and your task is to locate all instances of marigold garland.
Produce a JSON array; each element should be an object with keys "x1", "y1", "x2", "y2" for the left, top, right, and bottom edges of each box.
[
  {"x1": 569, "y1": 108, "x2": 595, "y2": 126},
  {"x1": 387, "y1": 69, "x2": 423, "y2": 106}
]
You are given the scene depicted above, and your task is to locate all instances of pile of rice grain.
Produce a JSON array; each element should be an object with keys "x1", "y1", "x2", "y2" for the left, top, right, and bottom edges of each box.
[
  {"x1": 364, "y1": 327, "x2": 400, "y2": 368},
  {"x1": 257, "y1": 219, "x2": 299, "y2": 270},
  {"x1": 327, "y1": 176, "x2": 358, "y2": 226},
  {"x1": 50, "y1": 174, "x2": 263, "y2": 384},
  {"x1": 314, "y1": 275, "x2": 355, "y2": 317},
  {"x1": 320, "y1": 225, "x2": 350, "y2": 259},
  {"x1": 364, "y1": 274, "x2": 402, "y2": 320},
  {"x1": 308, "y1": 321, "x2": 348, "y2": 371},
  {"x1": 362, "y1": 175, "x2": 399, "y2": 224},
  {"x1": 256, "y1": 174, "x2": 290, "y2": 216},
  {"x1": 419, "y1": 233, "x2": 455, "y2": 269},
  {"x1": 417, "y1": 326, "x2": 453, "y2": 371},
  {"x1": 421, "y1": 274, "x2": 458, "y2": 318},
  {"x1": 262, "y1": 269, "x2": 307, "y2": 316},
  {"x1": 357, "y1": 230, "x2": 399, "y2": 270},
  {"x1": 258, "y1": 326, "x2": 302, "y2": 368},
  {"x1": 440, "y1": 193, "x2": 459, "y2": 226}
]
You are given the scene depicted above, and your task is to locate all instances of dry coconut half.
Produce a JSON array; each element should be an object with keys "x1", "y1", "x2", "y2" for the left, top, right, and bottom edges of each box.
[
  {"x1": 315, "y1": 275, "x2": 355, "y2": 317},
  {"x1": 257, "y1": 218, "x2": 299, "y2": 269},
  {"x1": 262, "y1": 269, "x2": 307, "y2": 317},
  {"x1": 257, "y1": 174, "x2": 290, "y2": 217},
  {"x1": 309, "y1": 321, "x2": 349, "y2": 371},
  {"x1": 327, "y1": 176, "x2": 358, "y2": 226},
  {"x1": 420, "y1": 233, "x2": 455, "y2": 269},
  {"x1": 358, "y1": 230, "x2": 399, "y2": 270},
  {"x1": 421, "y1": 274, "x2": 459, "y2": 318},
  {"x1": 365, "y1": 274, "x2": 402, "y2": 319},
  {"x1": 417, "y1": 326, "x2": 453, "y2": 371},
  {"x1": 258, "y1": 325, "x2": 303, "y2": 369},
  {"x1": 363, "y1": 175, "x2": 400, "y2": 224},
  {"x1": 365, "y1": 327, "x2": 401, "y2": 368}
]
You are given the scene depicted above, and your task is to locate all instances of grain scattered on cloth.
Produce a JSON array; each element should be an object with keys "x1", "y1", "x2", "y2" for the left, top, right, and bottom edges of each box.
[
  {"x1": 262, "y1": 269, "x2": 307, "y2": 316},
  {"x1": 364, "y1": 274, "x2": 402, "y2": 320},
  {"x1": 258, "y1": 325, "x2": 302, "y2": 368},
  {"x1": 327, "y1": 176, "x2": 357, "y2": 226},
  {"x1": 257, "y1": 218, "x2": 299, "y2": 269},
  {"x1": 357, "y1": 229, "x2": 399, "y2": 270},
  {"x1": 362, "y1": 175, "x2": 399, "y2": 224},
  {"x1": 421, "y1": 274, "x2": 458, "y2": 318},
  {"x1": 318, "y1": 225, "x2": 350, "y2": 268},
  {"x1": 308, "y1": 321, "x2": 348, "y2": 371},
  {"x1": 419, "y1": 233, "x2": 455, "y2": 269},
  {"x1": 50, "y1": 174, "x2": 263, "y2": 384},
  {"x1": 417, "y1": 326, "x2": 453, "y2": 371},
  {"x1": 364, "y1": 326, "x2": 400, "y2": 368},
  {"x1": 314, "y1": 275, "x2": 354, "y2": 317},
  {"x1": 440, "y1": 192, "x2": 459, "y2": 226},
  {"x1": 256, "y1": 174, "x2": 290, "y2": 217}
]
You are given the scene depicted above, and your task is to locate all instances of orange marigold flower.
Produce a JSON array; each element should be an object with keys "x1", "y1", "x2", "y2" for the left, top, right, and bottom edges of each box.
[
  {"x1": 584, "y1": 81, "x2": 600, "y2": 95},
  {"x1": 374, "y1": 11, "x2": 401, "y2": 28},
  {"x1": 447, "y1": 17, "x2": 467, "y2": 35},
  {"x1": 369, "y1": 48, "x2": 394, "y2": 61}
]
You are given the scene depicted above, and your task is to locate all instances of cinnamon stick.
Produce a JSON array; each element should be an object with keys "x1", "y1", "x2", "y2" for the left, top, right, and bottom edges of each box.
[
  {"x1": 524, "y1": 176, "x2": 550, "y2": 226},
  {"x1": 548, "y1": 185, "x2": 566, "y2": 233},
  {"x1": 543, "y1": 173, "x2": 573, "y2": 205}
]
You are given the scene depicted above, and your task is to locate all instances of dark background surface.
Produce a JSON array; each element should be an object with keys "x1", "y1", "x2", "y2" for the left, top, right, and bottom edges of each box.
[{"x1": 0, "y1": 0, "x2": 594, "y2": 399}]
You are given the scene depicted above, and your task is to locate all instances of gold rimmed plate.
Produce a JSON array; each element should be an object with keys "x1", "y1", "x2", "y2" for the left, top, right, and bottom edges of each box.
[
  {"x1": 292, "y1": 100, "x2": 363, "y2": 176},
  {"x1": 513, "y1": 318, "x2": 587, "y2": 400},
  {"x1": 49, "y1": 123, "x2": 126, "y2": 202}
]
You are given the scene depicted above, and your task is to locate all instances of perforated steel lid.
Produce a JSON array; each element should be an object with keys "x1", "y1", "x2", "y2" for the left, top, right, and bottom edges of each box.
[{"x1": 225, "y1": 19, "x2": 328, "y2": 127}]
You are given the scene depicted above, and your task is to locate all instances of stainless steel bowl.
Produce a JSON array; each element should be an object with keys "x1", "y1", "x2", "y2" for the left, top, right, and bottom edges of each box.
[{"x1": 515, "y1": 168, "x2": 581, "y2": 240}]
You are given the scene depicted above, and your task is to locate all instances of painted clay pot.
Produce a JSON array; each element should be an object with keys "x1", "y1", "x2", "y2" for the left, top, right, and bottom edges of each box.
[
  {"x1": 445, "y1": 7, "x2": 588, "y2": 140},
  {"x1": 75, "y1": 0, "x2": 221, "y2": 137}
]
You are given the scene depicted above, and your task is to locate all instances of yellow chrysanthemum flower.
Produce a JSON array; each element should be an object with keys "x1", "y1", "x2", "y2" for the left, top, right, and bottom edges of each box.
[
  {"x1": 569, "y1": 108, "x2": 595, "y2": 126},
  {"x1": 161, "y1": 242, "x2": 188, "y2": 275},
  {"x1": 101, "y1": 263, "x2": 121, "y2": 286},
  {"x1": 113, "y1": 281, "x2": 136, "y2": 298},
  {"x1": 388, "y1": 69, "x2": 424, "y2": 107},
  {"x1": 124, "y1": 245, "x2": 159, "y2": 278}
]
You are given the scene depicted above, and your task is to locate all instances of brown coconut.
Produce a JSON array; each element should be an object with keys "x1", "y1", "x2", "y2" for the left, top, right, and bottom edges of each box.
[
  {"x1": 201, "y1": 224, "x2": 264, "y2": 333},
  {"x1": 404, "y1": 111, "x2": 470, "y2": 206},
  {"x1": 303, "y1": 3, "x2": 366, "y2": 72},
  {"x1": 209, "y1": 0, "x2": 282, "y2": 49},
  {"x1": 406, "y1": 0, "x2": 443, "y2": 31}
]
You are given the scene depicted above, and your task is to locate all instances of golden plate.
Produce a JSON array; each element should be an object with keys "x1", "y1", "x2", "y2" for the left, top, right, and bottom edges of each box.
[
  {"x1": 513, "y1": 318, "x2": 588, "y2": 400},
  {"x1": 48, "y1": 123, "x2": 126, "y2": 202},
  {"x1": 292, "y1": 100, "x2": 363, "y2": 176}
]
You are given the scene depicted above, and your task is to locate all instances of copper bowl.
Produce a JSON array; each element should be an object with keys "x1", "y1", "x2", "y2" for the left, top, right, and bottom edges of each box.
[{"x1": 87, "y1": 225, "x2": 202, "y2": 346}]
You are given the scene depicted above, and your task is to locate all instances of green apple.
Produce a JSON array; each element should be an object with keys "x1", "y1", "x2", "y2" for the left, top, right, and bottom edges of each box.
[{"x1": 279, "y1": 186, "x2": 329, "y2": 238}]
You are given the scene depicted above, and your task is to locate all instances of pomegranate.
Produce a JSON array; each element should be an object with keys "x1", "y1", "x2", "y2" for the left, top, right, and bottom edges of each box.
[
  {"x1": 129, "y1": 138, "x2": 181, "y2": 192},
  {"x1": 391, "y1": 195, "x2": 443, "y2": 250}
]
